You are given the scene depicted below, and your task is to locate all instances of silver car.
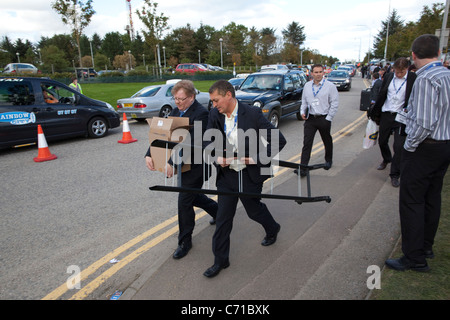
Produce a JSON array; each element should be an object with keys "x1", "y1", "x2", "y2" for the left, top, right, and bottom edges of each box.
[{"x1": 117, "y1": 80, "x2": 211, "y2": 121}]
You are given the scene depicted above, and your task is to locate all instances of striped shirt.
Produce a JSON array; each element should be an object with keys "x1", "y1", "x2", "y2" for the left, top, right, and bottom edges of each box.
[{"x1": 404, "y1": 61, "x2": 450, "y2": 152}]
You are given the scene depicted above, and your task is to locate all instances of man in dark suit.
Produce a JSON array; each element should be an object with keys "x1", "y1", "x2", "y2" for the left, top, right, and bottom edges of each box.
[
  {"x1": 369, "y1": 57, "x2": 417, "y2": 187},
  {"x1": 145, "y1": 80, "x2": 217, "y2": 260},
  {"x1": 202, "y1": 80, "x2": 286, "y2": 277}
]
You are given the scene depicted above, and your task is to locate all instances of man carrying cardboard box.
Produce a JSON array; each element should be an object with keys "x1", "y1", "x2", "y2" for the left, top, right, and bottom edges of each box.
[{"x1": 145, "y1": 80, "x2": 218, "y2": 260}]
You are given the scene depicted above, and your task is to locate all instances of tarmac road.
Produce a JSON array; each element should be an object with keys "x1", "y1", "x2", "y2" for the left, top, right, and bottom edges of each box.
[{"x1": 0, "y1": 77, "x2": 400, "y2": 301}]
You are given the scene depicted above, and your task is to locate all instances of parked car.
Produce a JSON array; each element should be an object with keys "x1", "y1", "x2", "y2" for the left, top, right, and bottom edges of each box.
[
  {"x1": 76, "y1": 68, "x2": 98, "y2": 78},
  {"x1": 116, "y1": 80, "x2": 211, "y2": 121},
  {"x1": 235, "y1": 69, "x2": 308, "y2": 128},
  {"x1": 326, "y1": 70, "x2": 352, "y2": 91},
  {"x1": 2, "y1": 63, "x2": 39, "y2": 74},
  {"x1": 337, "y1": 65, "x2": 355, "y2": 77},
  {"x1": 175, "y1": 63, "x2": 208, "y2": 74},
  {"x1": 0, "y1": 77, "x2": 120, "y2": 149},
  {"x1": 260, "y1": 64, "x2": 289, "y2": 72},
  {"x1": 228, "y1": 77, "x2": 245, "y2": 89}
]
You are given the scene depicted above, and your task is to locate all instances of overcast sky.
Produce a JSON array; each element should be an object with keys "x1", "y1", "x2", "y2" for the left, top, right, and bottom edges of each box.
[{"x1": 0, "y1": 0, "x2": 442, "y2": 61}]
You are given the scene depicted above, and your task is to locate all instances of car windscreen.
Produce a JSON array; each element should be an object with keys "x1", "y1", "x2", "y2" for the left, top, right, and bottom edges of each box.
[
  {"x1": 132, "y1": 86, "x2": 160, "y2": 98},
  {"x1": 240, "y1": 75, "x2": 282, "y2": 90},
  {"x1": 329, "y1": 71, "x2": 347, "y2": 77}
]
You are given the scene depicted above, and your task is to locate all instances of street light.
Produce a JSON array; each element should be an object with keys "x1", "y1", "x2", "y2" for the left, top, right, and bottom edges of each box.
[
  {"x1": 219, "y1": 38, "x2": 223, "y2": 68},
  {"x1": 156, "y1": 44, "x2": 162, "y2": 77},
  {"x1": 357, "y1": 25, "x2": 371, "y2": 64},
  {"x1": 198, "y1": 50, "x2": 201, "y2": 64},
  {"x1": 162, "y1": 46, "x2": 166, "y2": 70},
  {"x1": 128, "y1": 50, "x2": 132, "y2": 70}
]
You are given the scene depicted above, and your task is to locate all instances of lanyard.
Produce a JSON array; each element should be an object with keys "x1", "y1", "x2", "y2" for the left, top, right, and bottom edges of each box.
[
  {"x1": 424, "y1": 62, "x2": 442, "y2": 71},
  {"x1": 312, "y1": 80, "x2": 325, "y2": 98},
  {"x1": 224, "y1": 114, "x2": 238, "y2": 139},
  {"x1": 393, "y1": 77, "x2": 407, "y2": 95}
]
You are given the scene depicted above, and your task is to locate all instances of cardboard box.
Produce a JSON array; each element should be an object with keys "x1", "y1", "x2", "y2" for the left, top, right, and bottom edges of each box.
[{"x1": 147, "y1": 116, "x2": 191, "y2": 174}]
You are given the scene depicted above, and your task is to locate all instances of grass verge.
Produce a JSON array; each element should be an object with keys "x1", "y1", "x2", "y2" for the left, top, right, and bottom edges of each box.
[
  {"x1": 81, "y1": 80, "x2": 217, "y2": 109},
  {"x1": 371, "y1": 172, "x2": 450, "y2": 300}
]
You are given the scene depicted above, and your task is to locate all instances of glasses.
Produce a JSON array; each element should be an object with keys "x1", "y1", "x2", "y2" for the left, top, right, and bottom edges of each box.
[{"x1": 174, "y1": 96, "x2": 188, "y2": 102}]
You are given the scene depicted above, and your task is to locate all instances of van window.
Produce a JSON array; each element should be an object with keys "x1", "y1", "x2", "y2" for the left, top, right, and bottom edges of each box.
[{"x1": 0, "y1": 79, "x2": 35, "y2": 106}]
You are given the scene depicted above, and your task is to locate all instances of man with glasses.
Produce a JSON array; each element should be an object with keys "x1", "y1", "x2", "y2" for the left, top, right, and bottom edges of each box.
[{"x1": 145, "y1": 80, "x2": 218, "y2": 260}]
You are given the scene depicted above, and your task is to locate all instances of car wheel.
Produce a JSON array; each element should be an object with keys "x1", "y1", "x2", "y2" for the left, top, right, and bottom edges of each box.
[
  {"x1": 159, "y1": 105, "x2": 172, "y2": 118},
  {"x1": 87, "y1": 116, "x2": 108, "y2": 138},
  {"x1": 268, "y1": 110, "x2": 280, "y2": 128},
  {"x1": 296, "y1": 112, "x2": 303, "y2": 121}
]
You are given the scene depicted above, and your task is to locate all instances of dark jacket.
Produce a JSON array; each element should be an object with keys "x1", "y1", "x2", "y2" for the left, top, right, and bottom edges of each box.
[
  {"x1": 368, "y1": 71, "x2": 417, "y2": 124},
  {"x1": 369, "y1": 78, "x2": 382, "y2": 103},
  {"x1": 204, "y1": 101, "x2": 287, "y2": 184},
  {"x1": 145, "y1": 99, "x2": 210, "y2": 179}
]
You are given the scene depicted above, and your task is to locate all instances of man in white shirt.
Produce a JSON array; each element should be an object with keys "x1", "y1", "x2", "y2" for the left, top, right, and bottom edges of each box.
[
  {"x1": 368, "y1": 57, "x2": 417, "y2": 187},
  {"x1": 298, "y1": 64, "x2": 339, "y2": 176}
]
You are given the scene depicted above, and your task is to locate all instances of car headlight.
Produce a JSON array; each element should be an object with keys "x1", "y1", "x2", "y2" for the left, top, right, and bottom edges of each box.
[
  {"x1": 253, "y1": 101, "x2": 262, "y2": 108},
  {"x1": 105, "y1": 102, "x2": 116, "y2": 111},
  {"x1": 345, "y1": 79, "x2": 350, "y2": 83}
]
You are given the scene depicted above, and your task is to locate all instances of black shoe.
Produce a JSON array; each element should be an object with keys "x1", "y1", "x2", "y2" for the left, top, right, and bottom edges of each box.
[
  {"x1": 172, "y1": 242, "x2": 192, "y2": 259},
  {"x1": 385, "y1": 256, "x2": 429, "y2": 272},
  {"x1": 209, "y1": 218, "x2": 216, "y2": 225},
  {"x1": 324, "y1": 161, "x2": 332, "y2": 170},
  {"x1": 377, "y1": 161, "x2": 388, "y2": 170},
  {"x1": 424, "y1": 250, "x2": 434, "y2": 259},
  {"x1": 391, "y1": 177, "x2": 400, "y2": 188},
  {"x1": 203, "y1": 261, "x2": 230, "y2": 278},
  {"x1": 293, "y1": 169, "x2": 307, "y2": 177},
  {"x1": 261, "y1": 224, "x2": 280, "y2": 246}
]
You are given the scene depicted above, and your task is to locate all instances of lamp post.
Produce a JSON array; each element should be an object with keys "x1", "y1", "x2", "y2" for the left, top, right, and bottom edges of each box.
[
  {"x1": 198, "y1": 50, "x2": 201, "y2": 64},
  {"x1": 128, "y1": 50, "x2": 132, "y2": 70},
  {"x1": 162, "y1": 46, "x2": 166, "y2": 70},
  {"x1": 156, "y1": 44, "x2": 162, "y2": 78},
  {"x1": 357, "y1": 25, "x2": 371, "y2": 64},
  {"x1": 219, "y1": 38, "x2": 223, "y2": 68}
]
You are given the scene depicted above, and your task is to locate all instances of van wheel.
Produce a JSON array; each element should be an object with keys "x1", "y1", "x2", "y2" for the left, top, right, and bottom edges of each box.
[
  {"x1": 268, "y1": 110, "x2": 280, "y2": 128},
  {"x1": 88, "y1": 117, "x2": 108, "y2": 138}
]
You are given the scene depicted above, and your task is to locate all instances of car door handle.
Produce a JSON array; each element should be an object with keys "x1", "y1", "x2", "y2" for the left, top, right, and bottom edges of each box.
[
  {"x1": 45, "y1": 107, "x2": 54, "y2": 112},
  {"x1": 32, "y1": 108, "x2": 41, "y2": 113}
]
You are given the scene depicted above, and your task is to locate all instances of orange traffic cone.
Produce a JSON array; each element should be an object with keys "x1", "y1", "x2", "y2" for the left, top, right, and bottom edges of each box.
[
  {"x1": 118, "y1": 113, "x2": 138, "y2": 144},
  {"x1": 33, "y1": 125, "x2": 57, "y2": 162}
]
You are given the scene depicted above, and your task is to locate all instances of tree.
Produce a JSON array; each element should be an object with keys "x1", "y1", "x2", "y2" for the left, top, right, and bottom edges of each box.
[
  {"x1": 373, "y1": 9, "x2": 405, "y2": 59},
  {"x1": 282, "y1": 22, "x2": 305, "y2": 47},
  {"x1": 52, "y1": 0, "x2": 95, "y2": 68},
  {"x1": 136, "y1": 0, "x2": 169, "y2": 67}
]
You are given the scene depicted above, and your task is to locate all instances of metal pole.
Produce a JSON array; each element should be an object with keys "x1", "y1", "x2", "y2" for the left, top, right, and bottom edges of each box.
[{"x1": 439, "y1": 0, "x2": 449, "y2": 58}]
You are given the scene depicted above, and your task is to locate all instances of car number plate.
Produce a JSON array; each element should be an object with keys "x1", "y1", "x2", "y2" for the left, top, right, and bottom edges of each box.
[
  {"x1": 131, "y1": 114, "x2": 137, "y2": 118},
  {"x1": 124, "y1": 103, "x2": 133, "y2": 108}
]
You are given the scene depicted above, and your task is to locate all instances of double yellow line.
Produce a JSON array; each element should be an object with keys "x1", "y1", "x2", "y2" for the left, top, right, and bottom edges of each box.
[{"x1": 42, "y1": 113, "x2": 367, "y2": 300}]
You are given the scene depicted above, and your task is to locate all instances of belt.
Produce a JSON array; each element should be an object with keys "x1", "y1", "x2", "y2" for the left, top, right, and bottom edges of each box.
[
  {"x1": 382, "y1": 111, "x2": 397, "y2": 115},
  {"x1": 309, "y1": 114, "x2": 327, "y2": 118},
  {"x1": 422, "y1": 138, "x2": 450, "y2": 144}
]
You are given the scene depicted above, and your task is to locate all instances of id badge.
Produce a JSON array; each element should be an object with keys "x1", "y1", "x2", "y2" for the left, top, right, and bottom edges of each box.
[
  {"x1": 312, "y1": 98, "x2": 319, "y2": 107},
  {"x1": 395, "y1": 110, "x2": 407, "y2": 124}
]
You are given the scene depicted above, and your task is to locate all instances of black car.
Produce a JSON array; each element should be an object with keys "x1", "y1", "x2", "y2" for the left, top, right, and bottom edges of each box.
[
  {"x1": 235, "y1": 69, "x2": 307, "y2": 128},
  {"x1": 326, "y1": 70, "x2": 352, "y2": 91},
  {"x1": 0, "y1": 77, "x2": 120, "y2": 148}
]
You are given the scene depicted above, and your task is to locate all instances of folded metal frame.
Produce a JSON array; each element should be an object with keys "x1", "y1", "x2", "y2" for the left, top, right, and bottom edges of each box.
[{"x1": 149, "y1": 139, "x2": 331, "y2": 205}]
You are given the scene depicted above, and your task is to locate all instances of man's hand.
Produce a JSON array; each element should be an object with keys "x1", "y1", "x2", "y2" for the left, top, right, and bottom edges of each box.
[
  {"x1": 240, "y1": 157, "x2": 256, "y2": 165},
  {"x1": 145, "y1": 156, "x2": 156, "y2": 171},
  {"x1": 164, "y1": 163, "x2": 174, "y2": 178},
  {"x1": 217, "y1": 156, "x2": 233, "y2": 167}
]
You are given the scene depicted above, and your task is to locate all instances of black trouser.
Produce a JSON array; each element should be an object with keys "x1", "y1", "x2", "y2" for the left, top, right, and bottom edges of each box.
[
  {"x1": 378, "y1": 112, "x2": 405, "y2": 178},
  {"x1": 178, "y1": 165, "x2": 217, "y2": 245},
  {"x1": 301, "y1": 115, "x2": 333, "y2": 165},
  {"x1": 212, "y1": 168, "x2": 279, "y2": 265},
  {"x1": 399, "y1": 140, "x2": 450, "y2": 264}
]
